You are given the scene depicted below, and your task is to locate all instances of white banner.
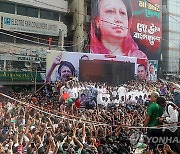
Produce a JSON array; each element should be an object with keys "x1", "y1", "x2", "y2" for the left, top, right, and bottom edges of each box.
[
  {"x1": 1, "y1": 13, "x2": 67, "y2": 36},
  {"x1": 46, "y1": 51, "x2": 138, "y2": 82}
]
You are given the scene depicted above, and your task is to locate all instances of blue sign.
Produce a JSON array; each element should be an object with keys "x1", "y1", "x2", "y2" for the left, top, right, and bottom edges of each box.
[{"x1": 4, "y1": 17, "x2": 11, "y2": 25}]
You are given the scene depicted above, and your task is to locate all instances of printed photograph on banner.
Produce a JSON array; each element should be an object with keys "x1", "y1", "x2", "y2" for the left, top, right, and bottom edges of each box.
[
  {"x1": 90, "y1": 0, "x2": 162, "y2": 60},
  {"x1": 137, "y1": 64, "x2": 148, "y2": 81},
  {"x1": 46, "y1": 51, "x2": 80, "y2": 82},
  {"x1": 148, "y1": 60, "x2": 158, "y2": 81},
  {"x1": 136, "y1": 58, "x2": 148, "y2": 81}
]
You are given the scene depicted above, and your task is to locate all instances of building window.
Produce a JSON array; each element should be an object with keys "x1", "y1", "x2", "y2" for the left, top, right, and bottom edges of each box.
[
  {"x1": 17, "y1": 5, "x2": 38, "y2": 18},
  {"x1": 0, "y1": 1, "x2": 15, "y2": 14},
  {"x1": 40, "y1": 9, "x2": 59, "y2": 21}
]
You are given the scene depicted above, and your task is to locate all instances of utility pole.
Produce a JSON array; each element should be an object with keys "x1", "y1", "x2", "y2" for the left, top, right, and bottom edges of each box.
[
  {"x1": 72, "y1": 0, "x2": 85, "y2": 52},
  {"x1": 58, "y1": 30, "x2": 64, "y2": 51},
  {"x1": 34, "y1": 62, "x2": 40, "y2": 92},
  {"x1": 35, "y1": 67, "x2": 37, "y2": 91}
]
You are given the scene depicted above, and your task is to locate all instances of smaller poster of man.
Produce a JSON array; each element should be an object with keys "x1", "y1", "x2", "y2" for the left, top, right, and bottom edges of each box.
[{"x1": 148, "y1": 60, "x2": 158, "y2": 81}]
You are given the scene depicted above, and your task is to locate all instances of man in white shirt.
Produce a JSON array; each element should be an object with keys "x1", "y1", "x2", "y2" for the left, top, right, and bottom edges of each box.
[
  {"x1": 157, "y1": 96, "x2": 179, "y2": 153},
  {"x1": 67, "y1": 85, "x2": 77, "y2": 100},
  {"x1": 112, "y1": 87, "x2": 117, "y2": 99},
  {"x1": 118, "y1": 86, "x2": 126, "y2": 99}
]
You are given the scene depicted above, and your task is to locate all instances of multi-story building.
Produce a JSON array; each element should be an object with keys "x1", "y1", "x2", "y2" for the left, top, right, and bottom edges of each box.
[
  {"x1": 0, "y1": 0, "x2": 67, "y2": 89},
  {"x1": 162, "y1": 0, "x2": 180, "y2": 77}
]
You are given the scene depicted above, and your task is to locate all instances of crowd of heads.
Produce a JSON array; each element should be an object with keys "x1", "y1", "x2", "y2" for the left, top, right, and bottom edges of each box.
[{"x1": 0, "y1": 79, "x2": 179, "y2": 154}]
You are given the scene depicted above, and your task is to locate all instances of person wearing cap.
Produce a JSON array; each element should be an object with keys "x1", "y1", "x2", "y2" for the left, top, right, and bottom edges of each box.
[
  {"x1": 144, "y1": 92, "x2": 164, "y2": 152},
  {"x1": 157, "y1": 96, "x2": 179, "y2": 153}
]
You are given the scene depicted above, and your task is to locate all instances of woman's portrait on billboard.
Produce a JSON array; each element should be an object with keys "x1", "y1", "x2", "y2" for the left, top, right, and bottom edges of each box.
[
  {"x1": 46, "y1": 53, "x2": 76, "y2": 82},
  {"x1": 90, "y1": 0, "x2": 147, "y2": 59}
]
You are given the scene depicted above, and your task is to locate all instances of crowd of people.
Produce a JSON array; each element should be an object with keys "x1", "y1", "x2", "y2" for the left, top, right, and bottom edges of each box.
[{"x1": 0, "y1": 79, "x2": 179, "y2": 154}]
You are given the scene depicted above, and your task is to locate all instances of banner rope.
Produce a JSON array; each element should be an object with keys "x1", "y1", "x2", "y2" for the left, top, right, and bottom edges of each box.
[{"x1": 0, "y1": 92, "x2": 180, "y2": 129}]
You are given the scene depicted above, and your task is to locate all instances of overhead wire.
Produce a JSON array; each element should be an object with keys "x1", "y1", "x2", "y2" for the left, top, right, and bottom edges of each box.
[
  {"x1": 0, "y1": 30, "x2": 89, "y2": 48},
  {"x1": 2, "y1": 26, "x2": 179, "y2": 51},
  {"x1": 0, "y1": 28, "x2": 86, "y2": 47},
  {"x1": 0, "y1": 31, "x2": 47, "y2": 46},
  {"x1": 3, "y1": 30, "x2": 60, "y2": 44}
]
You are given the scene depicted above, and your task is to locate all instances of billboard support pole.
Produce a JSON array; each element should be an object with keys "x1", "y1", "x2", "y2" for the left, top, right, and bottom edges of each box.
[{"x1": 35, "y1": 68, "x2": 37, "y2": 91}]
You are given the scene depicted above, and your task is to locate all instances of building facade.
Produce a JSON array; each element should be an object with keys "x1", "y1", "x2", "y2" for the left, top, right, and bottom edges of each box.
[
  {"x1": 162, "y1": 0, "x2": 180, "y2": 76},
  {"x1": 0, "y1": 0, "x2": 68, "y2": 86}
]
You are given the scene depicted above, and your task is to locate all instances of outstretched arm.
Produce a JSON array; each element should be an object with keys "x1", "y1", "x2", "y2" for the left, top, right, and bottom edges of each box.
[{"x1": 46, "y1": 53, "x2": 62, "y2": 82}]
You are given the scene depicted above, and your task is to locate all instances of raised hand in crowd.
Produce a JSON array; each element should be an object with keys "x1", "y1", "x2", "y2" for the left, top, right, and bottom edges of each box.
[{"x1": 0, "y1": 79, "x2": 179, "y2": 154}]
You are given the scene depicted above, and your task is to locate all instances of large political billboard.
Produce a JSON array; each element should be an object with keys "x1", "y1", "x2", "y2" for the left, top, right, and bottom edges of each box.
[
  {"x1": 90, "y1": 0, "x2": 162, "y2": 60},
  {"x1": 46, "y1": 51, "x2": 147, "y2": 83}
]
